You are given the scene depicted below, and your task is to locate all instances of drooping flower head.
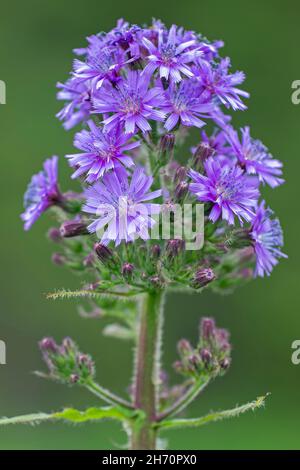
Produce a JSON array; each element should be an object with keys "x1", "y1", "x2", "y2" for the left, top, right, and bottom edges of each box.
[
  {"x1": 225, "y1": 126, "x2": 284, "y2": 187},
  {"x1": 189, "y1": 157, "x2": 259, "y2": 225},
  {"x1": 21, "y1": 156, "x2": 60, "y2": 230},
  {"x1": 93, "y1": 71, "x2": 166, "y2": 133},
  {"x1": 83, "y1": 167, "x2": 162, "y2": 245},
  {"x1": 66, "y1": 121, "x2": 139, "y2": 182},
  {"x1": 142, "y1": 24, "x2": 202, "y2": 83},
  {"x1": 250, "y1": 201, "x2": 287, "y2": 277}
]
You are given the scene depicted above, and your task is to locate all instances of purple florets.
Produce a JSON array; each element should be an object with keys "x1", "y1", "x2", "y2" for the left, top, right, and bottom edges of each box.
[
  {"x1": 83, "y1": 167, "x2": 162, "y2": 245},
  {"x1": 66, "y1": 120, "x2": 139, "y2": 182},
  {"x1": 22, "y1": 19, "x2": 286, "y2": 280},
  {"x1": 189, "y1": 158, "x2": 259, "y2": 225},
  {"x1": 250, "y1": 201, "x2": 287, "y2": 277},
  {"x1": 21, "y1": 156, "x2": 61, "y2": 230}
]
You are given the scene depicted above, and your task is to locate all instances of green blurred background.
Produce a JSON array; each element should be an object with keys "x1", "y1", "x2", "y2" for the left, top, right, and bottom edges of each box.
[{"x1": 0, "y1": 0, "x2": 299, "y2": 450}]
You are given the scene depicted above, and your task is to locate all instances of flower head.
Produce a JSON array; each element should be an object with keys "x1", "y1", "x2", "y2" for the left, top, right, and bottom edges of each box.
[
  {"x1": 250, "y1": 201, "x2": 287, "y2": 277},
  {"x1": 142, "y1": 24, "x2": 201, "y2": 83},
  {"x1": 189, "y1": 157, "x2": 259, "y2": 225},
  {"x1": 83, "y1": 167, "x2": 162, "y2": 245},
  {"x1": 66, "y1": 121, "x2": 139, "y2": 182},
  {"x1": 195, "y1": 57, "x2": 249, "y2": 111},
  {"x1": 93, "y1": 71, "x2": 166, "y2": 133},
  {"x1": 73, "y1": 44, "x2": 128, "y2": 90},
  {"x1": 56, "y1": 78, "x2": 92, "y2": 130},
  {"x1": 226, "y1": 126, "x2": 284, "y2": 187},
  {"x1": 162, "y1": 80, "x2": 213, "y2": 131},
  {"x1": 21, "y1": 156, "x2": 60, "y2": 230}
]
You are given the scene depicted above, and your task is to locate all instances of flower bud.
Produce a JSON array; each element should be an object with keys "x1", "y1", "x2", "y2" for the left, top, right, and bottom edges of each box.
[
  {"x1": 48, "y1": 228, "x2": 62, "y2": 243},
  {"x1": 122, "y1": 262, "x2": 134, "y2": 280},
  {"x1": 219, "y1": 357, "x2": 231, "y2": 370},
  {"x1": 200, "y1": 317, "x2": 216, "y2": 341},
  {"x1": 192, "y1": 268, "x2": 215, "y2": 289},
  {"x1": 200, "y1": 348, "x2": 212, "y2": 365},
  {"x1": 174, "y1": 181, "x2": 188, "y2": 203},
  {"x1": 177, "y1": 339, "x2": 192, "y2": 357},
  {"x1": 159, "y1": 133, "x2": 175, "y2": 161},
  {"x1": 52, "y1": 252, "x2": 66, "y2": 266},
  {"x1": 193, "y1": 142, "x2": 214, "y2": 170},
  {"x1": 39, "y1": 337, "x2": 57, "y2": 354},
  {"x1": 174, "y1": 166, "x2": 187, "y2": 184},
  {"x1": 60, "y1": 220, "x2": 88, "y2": 238},
  {"x1": 94, "y1": 243, "x2": 113, "y2": 264},
  {"x1": 151, "y1": 244, "x2": 161, "y2": 259},
  {"x1": 166, "y1": 239, "x2": 185, "y2": 259}
]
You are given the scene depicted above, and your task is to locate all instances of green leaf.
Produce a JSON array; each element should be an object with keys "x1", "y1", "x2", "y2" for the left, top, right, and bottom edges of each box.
[
  {"x1": 0, "y1": 406, "x2": 131, "y2": 426},
  {"x1": 53, "y1": 406, "x2": 127, "y2": 423},
  {"x1": 158, "y1": 394, "x2": 269, "y2": 431}
]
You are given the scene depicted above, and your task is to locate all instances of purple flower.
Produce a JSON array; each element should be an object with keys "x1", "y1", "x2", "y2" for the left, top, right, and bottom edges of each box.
[
  {"x1": 189, "y1": 157, "x2": 259, "y2": 225},
  {"x1": 225, "y1": 126, "x2": 284, "y2": 187},
  {"x1": 21, "y1": 156, "x2": 61, "y2": 230},
  {"x1": 194, "y1": 58, "x2": 249, "y2": 111},
  {"x1": 142, "y1": 24, "x2": 202, "y2": 83},
  {"x1": 162, "y1": 80, "x2": 214, "y2": 131},
  {"x1": 93, "y1": 71, "x2": 166, "y2": 133},
  {"x1": 83, "y1": 167, "x2": 162, "y2": 245},
  {"x1": 66, "y1": 121, "x2": 139, "y2": 182},
  {"x1": 73, "y1": 45, "x2": 128, "y2": 90},
  {"x1": 56, "y1": 78, "x2": 92, "y2": 130},
  {"x1": 250, "y1": 201, "x2": 287, "y2": 277}
]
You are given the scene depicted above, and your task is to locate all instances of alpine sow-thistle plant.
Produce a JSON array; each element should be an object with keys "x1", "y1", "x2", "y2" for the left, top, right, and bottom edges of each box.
[{"x1": 2, "y1": 19, "x2": 286, "y2": 449}]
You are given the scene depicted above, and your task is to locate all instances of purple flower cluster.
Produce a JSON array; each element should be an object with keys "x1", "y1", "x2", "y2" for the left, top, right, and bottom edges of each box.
[{"x1": 21, "y1": 19, "x2": 286, "y2": 278}]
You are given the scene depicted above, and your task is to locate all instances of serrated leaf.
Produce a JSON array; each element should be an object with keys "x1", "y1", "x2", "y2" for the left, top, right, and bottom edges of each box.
[{"x1": 47, "y1": 289, "x2": 141, "y2": 301}]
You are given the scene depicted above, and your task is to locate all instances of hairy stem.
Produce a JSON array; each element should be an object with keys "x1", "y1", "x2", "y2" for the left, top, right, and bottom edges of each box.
[
  {"x1": 157, "y1": 376, "x2": 210, "y2": 421},
  {"x1": 86, "y1": 380, "x2": 134, "y2": 410},
  {"x1": 131, "y1": 291, "x2": 164, "y2": 450}
]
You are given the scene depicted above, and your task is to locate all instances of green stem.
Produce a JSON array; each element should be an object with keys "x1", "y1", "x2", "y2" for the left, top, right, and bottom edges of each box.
[
  {"x1": 131, "y1": 291, "x2": 164, "y2": 450},
  {"x1": 157, "y1": 376, "x2": 210, "y2": 421},
  {"x1": 85, "y1": 380, "x2": 134, "y2": 410}
]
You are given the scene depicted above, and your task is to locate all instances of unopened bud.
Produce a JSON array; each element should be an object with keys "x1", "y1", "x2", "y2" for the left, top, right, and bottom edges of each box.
[
  {"x1": 201, "y1": 317, "x2": 216, "y2": 341},
  {"x1": 200, "y1": 348, "x2": 212, "y2": 365},
  {"x1": 174, "y1": 181, "x2": 188, "y2": 202},
  {"x1": 83, "y1": 252, "x2": 95, "y2": 267},
  {"x1": 60, "y1": 220, "x2": 88, "y2": 238},
  {"x1": 94, "y1": 243, "x2": 113, "y2": 264},
  {"x1": 166, "y1": 239, "x2": 185, "y2": 258},
  {"x1": 219, "y1": 357, "x2": 230, "y2": 370},
  {"x1": 177, "y1": 339, "x2": 192, "y2": 357},
  {"x1": 52, "y1": 252, "x2": 66, "y2": 266},
  {"x1": 174, "y1": 166, "x2": 187, "y2": 184},
  {"x1": 159, "y1": 133, "x2": 175, "y2": 161},
  {"x1": 122, "y1": 262, "x2": 134, "y2": 280},
  {"x1": 193, "y1": 141, "x2": 214, "y2": 170},
  {"x1": 70, "y1": 374, "x2": 79, "y2": 384},
  {"x1": 39, "y1": 337, "x2": 57, "y2": 353},
  {"x1": 192, "y1": 268, "x2": 215, "y2": 289},
  {"x1": 48, "y1": 228, "x2": 62, "y2": 243},
  {"x1": 151, "y1": 244, "x2": 161, "y2": 259}
]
